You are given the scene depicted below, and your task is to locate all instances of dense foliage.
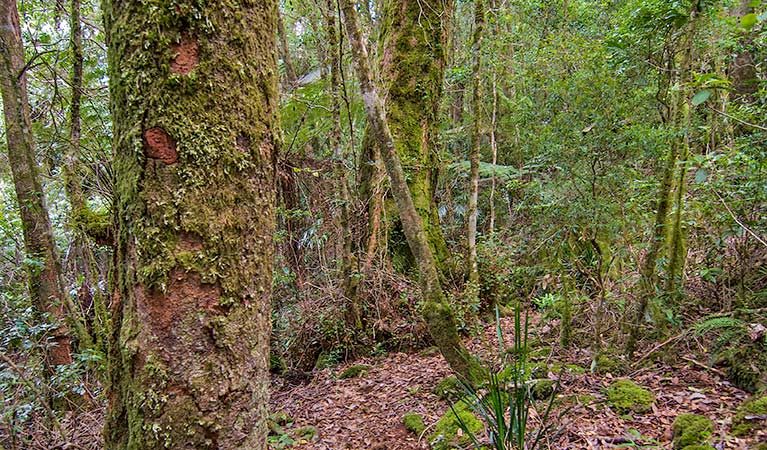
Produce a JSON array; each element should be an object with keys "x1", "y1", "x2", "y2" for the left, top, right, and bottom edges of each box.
[{"x1": 0, "y1": 0, "x2": 765, "y2": 447}]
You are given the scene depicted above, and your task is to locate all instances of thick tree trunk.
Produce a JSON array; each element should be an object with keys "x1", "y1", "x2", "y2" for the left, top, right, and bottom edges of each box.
[
  {"x1": 0, "y1": 0, "x2": 72, "y2": 368},
  {"x1": 466, "y1": 0, "x2": 485, "y2": 288},
  {"x1": 341, "y1": 0, "x2": 480, "y2": 383},
  {"x1": 376, "y1": 0, "x2": 452, "y2": 272},
  {"x1": 103, "y1": 1, "x2": 278, "y2": 448}
]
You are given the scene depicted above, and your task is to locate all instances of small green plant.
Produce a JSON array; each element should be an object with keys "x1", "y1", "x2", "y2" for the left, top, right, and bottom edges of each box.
[{"x1": 450, "y1": 306, "x2": 559, "y2": 449}]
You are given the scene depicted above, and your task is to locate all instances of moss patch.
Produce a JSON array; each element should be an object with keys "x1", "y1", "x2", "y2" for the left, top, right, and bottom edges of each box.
[
  {"x1": 606, "y1": 380, "x2": 654, "y2": 414},
  {"x1": 592, "y1": 354, "x2": 627, "y2": 375},
  {"x1": 402, "y1": 412, "x2": 426, "y2": 435},
  {"x1": 672, "y1": 414, "x2": 713, "y2": 449},
  {"x1": 731, "y1": 394, "x2": 767, "y2": 437},
  {"x1": 532, "y1": 379, "x2": 556, "y2": 400},
  {"x1": 429, "y1": 401, "x2": 483, "y2": 450},
  {"x1": 338, "y1": 365, "x2": 371, "y2": 379},
  {"x1": 433, "y1": 376, "x2": 462, "y2": 400}
]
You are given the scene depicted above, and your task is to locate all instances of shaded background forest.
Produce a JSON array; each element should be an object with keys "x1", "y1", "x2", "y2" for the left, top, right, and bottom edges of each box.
[{"x1": 0, "y1": 0, "x2": 765, "y2": 447}]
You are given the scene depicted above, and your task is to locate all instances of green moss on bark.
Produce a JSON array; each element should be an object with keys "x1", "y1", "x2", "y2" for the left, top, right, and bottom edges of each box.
[{"x1": 104, "y1": 0, "x2": 278, "y2": 448}]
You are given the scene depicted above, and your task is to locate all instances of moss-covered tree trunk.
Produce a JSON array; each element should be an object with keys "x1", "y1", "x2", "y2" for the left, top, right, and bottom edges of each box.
[
  {"x1": 103, "y1": 0, "x2": 278, "y2": 448},
  {"x1": 341, "y1": 0, "x2": 480, "y2": 384},
  {"x1": 628, "y1": 9, "x2": 697, "y2": 356},
  {"x1": 0, "y1": 0, "x2": 73, "y2": 368},
  {"x1": 374, "y1": 0, "x2": 452, "y2": 273}
]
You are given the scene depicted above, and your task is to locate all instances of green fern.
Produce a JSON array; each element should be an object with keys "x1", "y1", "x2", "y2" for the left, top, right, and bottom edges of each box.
[{"x1": 693, "y1": 316, "x2": 746, "y2": 337}]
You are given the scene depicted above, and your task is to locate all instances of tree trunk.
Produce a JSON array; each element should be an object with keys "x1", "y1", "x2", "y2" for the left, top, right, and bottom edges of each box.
[
  {"x1": 326, "y1": 0, "x2": 361, "y2": 328},
  {"x1": 628, "y1": 9, "x2": 697, "y2": 355},
  {"x1": 377, "y1": 0, "x2": 452, "y2": 273},
  {"x1": 277, "y1": 10, "x2": 298, "y2": 85},
  {"x1": 0, "y1": 0, "x2": 72, "y2": 368},
  {"x1": 103, "y1": 1, "x2": 278, "y2": 448},
  {"x1": 341, "y1": 0, "x2": 480, "y2": 384},
  {"x1": 489, "y1": 73, "x2": 498, "y2": 234},
  {"x1": 466, "y1": 0, "x2": 485, "y2": 289},
  {"x1": 729, "y1": 0, "x2": 757, "y2": 102}
]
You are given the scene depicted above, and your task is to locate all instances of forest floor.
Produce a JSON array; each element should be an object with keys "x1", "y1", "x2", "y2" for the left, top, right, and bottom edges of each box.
[{"x1": 270, "y1": 315, "x2": 765, "y2": 449}]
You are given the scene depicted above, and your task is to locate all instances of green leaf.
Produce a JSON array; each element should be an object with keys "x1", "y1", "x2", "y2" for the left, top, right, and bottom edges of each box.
[
  {"x1": 691, "y1": 90, "x2": 711, "y2": 106},
  {"x1": 741, "y1": 13, "x2": 758, "y2": 30},
  {"x1": 695, "y1": 169, "x2": 707, "y2": 184},
  {"x1": 748, "y1": 0, "x2": 760, "y2": 8}
]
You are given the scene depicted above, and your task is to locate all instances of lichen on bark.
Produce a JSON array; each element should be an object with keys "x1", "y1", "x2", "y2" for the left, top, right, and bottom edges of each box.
[{"x1": 103, "y1": 0, "x2": 279, "y2": 448}]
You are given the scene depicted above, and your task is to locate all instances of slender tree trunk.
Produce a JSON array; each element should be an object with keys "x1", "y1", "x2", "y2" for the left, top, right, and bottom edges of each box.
[
  {"x1": 0, "y1": 0, "x2": 72, "y2": 368},
  {"x1": 103, "y1": 0, "x2": 278, "y2": 448},
  {"x1": 628, "y1": 10, "x2": 697, "y2": 355},
  {"x1": 341, "y1": 0, "x2": 480, "y2": 383},
  {"x1": 277, "y1": 10, "x2": 297, "y2": 85},
  {"x1": 326, "y1": 0, "x2": 361, "y2": 328},
  {"x1": 466, "y1": 0, "x2": 485, "y2": 288},
  {"x1": 489, "y1": 72, "x2": 498, "y2": 234},
  {"x1": 666, "y1": 96, "x2": 692, "y2": 294}
]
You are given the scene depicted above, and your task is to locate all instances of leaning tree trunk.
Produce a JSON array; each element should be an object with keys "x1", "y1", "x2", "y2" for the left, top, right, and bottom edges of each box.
[
  {"x1": 0, "y1": 0, "x2": 73, "y2": 368},
  {"x1": 375, "y1": 0, "x2": 452, "y2": 273},
  {"x1": 341, "y1": 0, "x2": 480, "y2": 384},
  {"x1": 103, "y1": 0, "x2": 278, "y2": 448}
]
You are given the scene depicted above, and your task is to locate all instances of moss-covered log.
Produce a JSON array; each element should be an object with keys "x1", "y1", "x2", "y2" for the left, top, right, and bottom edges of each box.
[{"x1": 103, "y1": 0, "x2": 279, "y2": 448}]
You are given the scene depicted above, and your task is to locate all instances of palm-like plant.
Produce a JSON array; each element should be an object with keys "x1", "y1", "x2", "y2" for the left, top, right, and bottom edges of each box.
[{"x1": 451, "y1": 306, "x2": 559, "y2": 449}]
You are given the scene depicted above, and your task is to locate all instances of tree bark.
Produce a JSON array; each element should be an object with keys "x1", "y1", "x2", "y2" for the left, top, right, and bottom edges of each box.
[
  {"x1": 376, "y1": 0, "x2": 452, "y2": 272},
  {"x1": 103, "y1": 1, "x2": 278, "y2": 448},
  {"x1": 0, "y1": 0, "x2": 72, "y2": 368},
  {"x1": 277, "y1": 10, "x2": 298, "y2": 85},
  {"x1": 341, "y1": 0, "x2": 480, "y2": 383},
  {"x1": 326, "y1": 0, "x2": 361, "y2": 328},
  {"x1": 466, "y1": 0, "x2": 485, "y2": 288}
]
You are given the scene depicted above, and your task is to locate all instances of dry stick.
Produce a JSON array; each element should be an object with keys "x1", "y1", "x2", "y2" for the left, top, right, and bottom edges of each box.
[
  {"x1": 633, "y1": 330, "x2": 688, "y2": 365},
  {"x1": 681, "y1": 356, "x2": 727, "y2": 377},
  {"x1": 705, "y1": 104, "x2": 767, "y2": 131},
  {"x1": 714, "y1": 190, "x2": 767, "y2": 248}
]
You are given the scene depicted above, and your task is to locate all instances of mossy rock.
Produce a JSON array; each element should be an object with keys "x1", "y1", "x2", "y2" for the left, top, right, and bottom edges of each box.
[
  {"x1": 338, "y1": 365, "x2": 371, "y2": 379},
  {"x1": 731, "y1": 394, "x2": 767, "y2": 437},
  {"x1": 592, "y1": 354, "x2": 627, "y2": 375},
  {"x1": 402, "y1": 412, "x2": 426, "y2": 435},
  {"x1": 606, "y1": 380, "x2": 654, "y2": 414},
  {"x1": 433, "y1": 376, "x2": 462, "y2": 400},
  {"x1": 672, "y1": 414, "x2": 713, "y2": 449},
  {"x1": 531, "y1": 379, "x2": 556, "y2": 400},
  {"x1": 429, "y1": 401, "x2": 483, "y2": 450}
]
